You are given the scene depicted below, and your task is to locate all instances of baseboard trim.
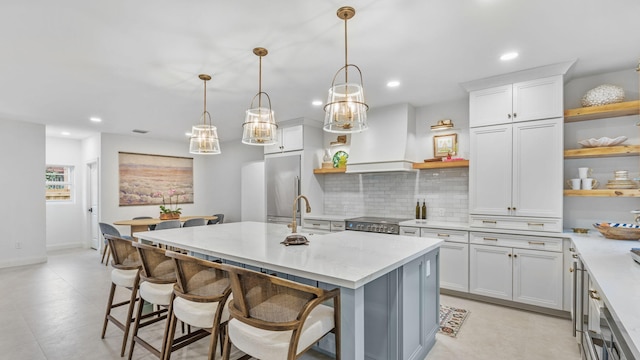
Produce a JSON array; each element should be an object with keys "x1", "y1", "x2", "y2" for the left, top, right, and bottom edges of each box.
[
  {"x1": 441, "y1": 289, "x2": 571, "y2": 319},
  {"x1": 46, "y1": 243, "x2": 85, "y2": 252},
  {"x1": 0, "y1": 256, "x2": 48, "y2": 269}
]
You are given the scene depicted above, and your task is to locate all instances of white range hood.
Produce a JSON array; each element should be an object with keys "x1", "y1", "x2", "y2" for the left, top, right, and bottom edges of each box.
[{"x1": 346, "y1": 103, "x2": 418, "y2": 173}]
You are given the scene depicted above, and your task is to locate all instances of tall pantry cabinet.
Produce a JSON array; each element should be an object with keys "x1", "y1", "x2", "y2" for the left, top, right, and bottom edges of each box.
[{"x1": 466, "y1": 72, "x2": 566, "y2": 310}]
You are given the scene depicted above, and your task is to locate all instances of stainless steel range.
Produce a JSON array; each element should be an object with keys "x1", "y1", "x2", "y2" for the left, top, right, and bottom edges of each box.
[{"x1": 345, "y1": 217, "x2": 410, "y2": 235}]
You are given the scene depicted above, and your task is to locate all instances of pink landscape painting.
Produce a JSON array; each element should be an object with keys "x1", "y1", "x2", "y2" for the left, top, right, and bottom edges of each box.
[{"x1": 118, "y1": 152, "x2": 194, "y2": 206}]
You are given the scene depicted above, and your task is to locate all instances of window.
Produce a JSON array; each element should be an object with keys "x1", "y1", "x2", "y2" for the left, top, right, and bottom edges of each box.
[{"x1": 46, "y1": 165, "x2": 74, "y2": 201}]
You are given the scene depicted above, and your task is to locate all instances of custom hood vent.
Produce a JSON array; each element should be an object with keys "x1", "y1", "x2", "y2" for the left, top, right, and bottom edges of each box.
[{"x1": 346, "y1": 103, "x2": 417, "y2": 173}]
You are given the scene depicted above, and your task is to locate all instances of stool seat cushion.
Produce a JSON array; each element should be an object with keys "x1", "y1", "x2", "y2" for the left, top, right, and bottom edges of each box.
[
  {"x1": 228, "y1": 303, "x2": 334, "y2": 360},
  {"x1": 139, "y1": 281, "x2": 174, "y2": 306},
  {"x1": 173, "y1": 295, "x2": 232, "y2": 329},
  {"x1": 111, "y1": 269, "x2": 139, "y2": 288}
]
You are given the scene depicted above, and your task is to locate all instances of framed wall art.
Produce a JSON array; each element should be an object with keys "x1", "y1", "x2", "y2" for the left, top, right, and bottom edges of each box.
[
  {"x1": 118, "y1": 152, "x2": 194, "y2": 206},
  {"x1": 433, "y1": 134, "x2": 457, "y2": 158}
]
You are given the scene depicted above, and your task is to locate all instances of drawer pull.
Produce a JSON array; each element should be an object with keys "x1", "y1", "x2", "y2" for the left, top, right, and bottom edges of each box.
[
  {"x1": 528, "y1": 241, "x2": 545, "y2": 246},
  {"x1": 569, "y1": 247, "x2": 575, "y2": 252},
  {"x1": 404, "y1": 230, "x2": 416, "y2": 234},
  {"x1": 528, "y1": 223, "x2": 544, "y2": 227},
  {"x1": 483, "y1": 237, "x2": 498, "y2": 241},
  {"x1": 508, "y1": 253, "x2": 512, "y2": 257},
  {"x1": 437, "y1": 233, "x2": 450, "y2": 237},
  {"x1": 482, "y1": 220, "x2": 497, "y2": 224},
  {"x1": 569, "y1": 267, "x2": 574, "y2": 273},
  {"x1": 312, "y1": 223, "x2": 322, "y2": 226},
  {"x1": 572, "y1": 254, "x2": 578, "y2": 259},
  {"x1": 589, "y1": 290, "x2": 601, "y2": 301}
]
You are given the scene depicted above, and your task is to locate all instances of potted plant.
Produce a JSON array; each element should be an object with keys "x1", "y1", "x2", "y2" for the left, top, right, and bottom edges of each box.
[{"x1": 158, "y1": 189, "x2": 182, "y2": 219}]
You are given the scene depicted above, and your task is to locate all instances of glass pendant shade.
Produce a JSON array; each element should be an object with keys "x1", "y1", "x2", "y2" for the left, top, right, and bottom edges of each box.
[
  {"x1": 189, "y1": 123, "x2": 220, "y2": 154},
  {"x1": 242, "y1": 106, "x2": 277, "y2": 145},
  {"x1": 324, "y1": 6, "x2": 368, "y2": 134},
  {"x1": 324, "y1": 80, "x2": 368, "y2": 133},
  {"x1": 189, "y1": 74, "x2": 221, "y2": 155},
  {"x1": 242, "y1": 47, "x2": 278, "y2": 145}
]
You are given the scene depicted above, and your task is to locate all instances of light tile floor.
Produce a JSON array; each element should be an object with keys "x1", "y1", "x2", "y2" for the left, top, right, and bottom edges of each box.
[{"x1": 0, "y1": 248, "x2": 581, "y2": 360}]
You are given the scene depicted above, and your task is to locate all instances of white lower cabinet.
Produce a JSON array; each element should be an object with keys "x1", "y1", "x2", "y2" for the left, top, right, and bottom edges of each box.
[
  {"x1": 420, "y1": 228, "x2": 469, "y2": 292},
  {"x1": 469, "y1": 232, "x2": 563, "y2": 310}
]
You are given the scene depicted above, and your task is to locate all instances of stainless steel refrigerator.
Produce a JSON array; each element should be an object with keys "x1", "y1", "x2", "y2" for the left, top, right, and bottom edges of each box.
[{"x1": 265, "y1": 154, "x2": 301, "y2": 225}]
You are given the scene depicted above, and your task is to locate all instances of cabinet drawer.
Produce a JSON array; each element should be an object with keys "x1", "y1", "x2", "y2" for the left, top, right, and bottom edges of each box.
[
  {"x1": 420, "y1": 228, "x2": 468, "y2": 243},
  {"x1": 302, "y1": 219, "x2": 330, "y2": 231},
  {"x1": 399, "y1": 226, "x2": 420, "y2": 237},
  {"x1": 330, "y1": 221, "x2": 345, "y2": 232},
  {"x1": 469, "y1": 215, "x2": 562, "y2": 233},
  {"x1": 470, "y1": 232, "x2": 562, "y2": 252}
]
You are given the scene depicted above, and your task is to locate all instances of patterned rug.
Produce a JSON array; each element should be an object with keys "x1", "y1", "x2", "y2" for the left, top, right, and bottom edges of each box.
[{"x1": 438, "y1": 305, "x2": 470, "y2": 338}]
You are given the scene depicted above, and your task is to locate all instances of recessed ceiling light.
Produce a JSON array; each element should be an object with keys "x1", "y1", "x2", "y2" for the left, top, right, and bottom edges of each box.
[
  {"x1": 500, "y1": 52, "x2": 519, "y2": 61},
  {"x1": 312, "y1": 100, "x2": 323, "y2": 106},
  {"x1": 387, "y1": 81, "x2": 400, "y2": 88},
  {"x1": 90, "y1": 117, "x2": 102, "y2": 122},
  {"x1": 61, "y1": 131, "x2": 71, "y2": 136}
]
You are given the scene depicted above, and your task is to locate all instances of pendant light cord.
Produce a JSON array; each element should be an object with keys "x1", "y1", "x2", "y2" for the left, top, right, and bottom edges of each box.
[{"x1": 258, "y1": 55, "x2": 263, "y2": 108}]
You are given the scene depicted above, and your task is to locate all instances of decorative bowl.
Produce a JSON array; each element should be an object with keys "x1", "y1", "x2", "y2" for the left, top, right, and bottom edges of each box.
[
  {"x1": 578, "y1": 136, "x2": 627, "y2": 148},
  {"x1": 593, "y1": 223, "x2": 640, "y2": 240},
  {"x1": 581, "y1": 84, "x2": 625, "y2": 107}
]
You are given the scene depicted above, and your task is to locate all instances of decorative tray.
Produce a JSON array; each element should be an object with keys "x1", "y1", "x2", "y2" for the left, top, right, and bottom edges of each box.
[
  {"x1": 281, "y1": 235, "x2": 310, "y2": 246},
  {"x1": 594, "y1": 223, "x2": 640, "y2": 240}
]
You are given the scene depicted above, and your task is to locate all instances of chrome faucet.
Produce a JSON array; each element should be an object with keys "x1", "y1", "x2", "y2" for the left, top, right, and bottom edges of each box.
[{"x1": 290, "y1": 195, "x2": 311, "y2": 233}]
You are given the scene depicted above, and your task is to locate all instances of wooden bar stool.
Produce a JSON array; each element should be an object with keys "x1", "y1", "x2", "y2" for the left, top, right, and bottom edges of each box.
[
  {"x1": 128, "y1": 242, "x2": 177, "y2": 360},
  {"x1": 100, "y1": 234, "x2": 141, "y2": 357},
  {"x1": 221, "y1": 264, "x2": 341, "y2": 360},
  {"x1": 162, "y1": 251, "x2": 232, "y2": 360}
]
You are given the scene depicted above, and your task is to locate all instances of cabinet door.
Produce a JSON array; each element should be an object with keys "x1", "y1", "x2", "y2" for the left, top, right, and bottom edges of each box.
[
  {"x1": 281, "y1": 125, "x2": 304, "y2": 152},
  {"x1": 469, "y1": 84, "x2": 513, "y2": 127},
  {"x1": 512, "y1": 118, "x2": 563, "y2": 218},
  {"x1": 440, "y1": 242, "x2": 469, "y2": 292},
  {"x1": 513, "y1": 248, "x2": 563, "y2": 309},
  {"x1": 470, "y1": 124, "x2": 513, "y2": 216},
  {"x1": 512, "y1": 76, "x2": 563, "y2": 122},
  {"x1": 469, "y1": 244, "x2": 512, "y2": 300}
]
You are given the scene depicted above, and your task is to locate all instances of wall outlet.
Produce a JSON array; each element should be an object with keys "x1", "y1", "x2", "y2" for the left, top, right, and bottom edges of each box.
[{"x1": 14, "y1": 241, "x2": 21, "y2": 249}]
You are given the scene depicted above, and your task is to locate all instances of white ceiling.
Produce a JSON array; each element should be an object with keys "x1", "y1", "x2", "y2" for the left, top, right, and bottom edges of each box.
[{"x1": 3, "y1": 0, "x2": 639, "y2": 142}]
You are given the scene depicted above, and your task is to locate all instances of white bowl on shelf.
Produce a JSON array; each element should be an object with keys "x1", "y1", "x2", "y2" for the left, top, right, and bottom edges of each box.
[{"x1": 578, "y1": 136, "x2": 627, "y2": 148}]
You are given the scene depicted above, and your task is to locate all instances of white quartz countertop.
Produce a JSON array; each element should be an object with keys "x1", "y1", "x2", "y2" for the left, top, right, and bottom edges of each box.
[
  {"x1": 570, "y1": 232, "x2": 640, "y2": 358},
  {"x1": 134, "y1": 221, "x2": 443, "y2": 289}
]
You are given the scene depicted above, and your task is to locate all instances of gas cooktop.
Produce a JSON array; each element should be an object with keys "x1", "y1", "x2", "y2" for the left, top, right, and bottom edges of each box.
[{"x1": 345, "y1": 217, "x2": 411, "y2": 234}]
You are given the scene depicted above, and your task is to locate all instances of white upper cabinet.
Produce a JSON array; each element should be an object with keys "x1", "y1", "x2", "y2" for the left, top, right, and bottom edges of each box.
[
  {"x1": 264, "y1": 124, "x2": 304, "y2": 154},
  {"x1": 470, "y1": 76, "x2": 563, "y2": 128}
]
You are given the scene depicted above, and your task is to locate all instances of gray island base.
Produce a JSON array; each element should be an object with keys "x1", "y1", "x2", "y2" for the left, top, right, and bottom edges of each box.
[{"x1": 135, "y1": 221, "x2": 443, "y2": 360}]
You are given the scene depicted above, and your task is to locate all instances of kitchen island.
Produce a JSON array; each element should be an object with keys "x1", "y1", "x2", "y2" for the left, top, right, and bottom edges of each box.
[{"x1": 134, "y1": 221, "x2": 443, "y2": 360}]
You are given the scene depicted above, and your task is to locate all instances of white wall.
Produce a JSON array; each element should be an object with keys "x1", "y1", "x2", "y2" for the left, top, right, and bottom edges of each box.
[
  {"x1": 99, "y1": 133, "x2": 263, "y2": 236},
  {"x1": 563, "y1": 68, "x2": 640, "y2": 228},
  {"x1": 0, "y1": 119, "x2": 47, "y2": 268},
  {"x1": 45, "y1": 137, "x2": 86, "y2": 250}
]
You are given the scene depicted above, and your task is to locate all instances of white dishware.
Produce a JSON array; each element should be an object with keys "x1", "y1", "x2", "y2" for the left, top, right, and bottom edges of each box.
[
  {"x1": 578, "y1": 167, "x2": 592, "y2": 179},
  {"x1": 577, "y1": 136, "x2": 627, "y2": 148},
  {"x1": 582, "y1": 178, "x2": 598, "y2": 190},
  {"x1": 568, "y1": 178, "x2": 581, "y2": 190},
  {"x1": 614, "y1": 170, "x2": 629, "y2": 180}
]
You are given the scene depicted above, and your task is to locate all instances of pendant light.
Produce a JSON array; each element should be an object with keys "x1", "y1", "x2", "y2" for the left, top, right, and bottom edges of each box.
[
  {"x1": 242, "y1": 47, "x2": 278, "y2": 145},
  {"x1": 189, "y1": 74, "x2": 221, "y2": 155},
  {"x1": 324, "y1": 6, "x2": 369, "y2": 133}
]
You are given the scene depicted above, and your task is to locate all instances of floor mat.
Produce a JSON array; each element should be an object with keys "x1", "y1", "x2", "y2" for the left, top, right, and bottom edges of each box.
[{"x1": 438, "y1": 305, "x2": 470, "y2": 337}]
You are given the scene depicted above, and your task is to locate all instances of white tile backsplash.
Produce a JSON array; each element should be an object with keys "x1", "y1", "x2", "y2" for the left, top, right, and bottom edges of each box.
[{"x1": 323, "y1": 168, "x2": 469, "y2": 223}]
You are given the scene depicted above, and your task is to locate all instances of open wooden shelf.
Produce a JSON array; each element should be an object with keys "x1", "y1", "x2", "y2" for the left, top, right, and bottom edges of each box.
[
  {"x1": 564, "y1": 145, "x2": 640, "y2": 159},
  {"x1": 313, "y1": 167, "x2": 346, "y2": 174},
  {"x1": 412, "y1": 160, "x2": 470, "y2": 170},
  {"x1": 564, "y1": 100, "x2": 640, "y2": 122},
  {"x1": 313, "y1": 160, "x2": 470, "y2": 173},
  {"x1": 564, "y1": 189, "x2": 639, "y2": 197}
]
